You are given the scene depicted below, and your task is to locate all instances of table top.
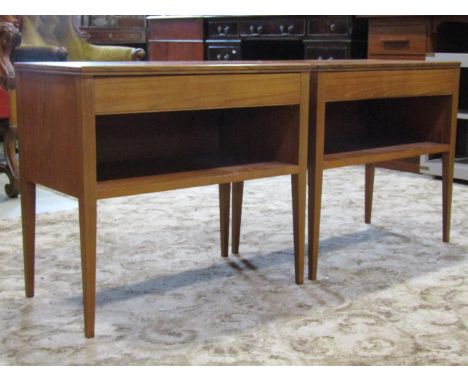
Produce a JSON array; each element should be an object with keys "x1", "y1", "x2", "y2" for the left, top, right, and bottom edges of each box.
[{"x1": 14, "y1": 59, "x2": 460, "y2": 76}]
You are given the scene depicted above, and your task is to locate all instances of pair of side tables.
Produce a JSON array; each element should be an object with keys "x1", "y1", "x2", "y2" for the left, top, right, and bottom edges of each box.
[{"x1": 14, "y1": 60, "x2": 460, "y2": 337}]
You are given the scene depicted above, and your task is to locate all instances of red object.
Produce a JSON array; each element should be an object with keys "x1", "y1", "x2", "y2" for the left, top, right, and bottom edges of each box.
[{"x1": 0, "y1": 87, "x2": 9, "y2": 118}]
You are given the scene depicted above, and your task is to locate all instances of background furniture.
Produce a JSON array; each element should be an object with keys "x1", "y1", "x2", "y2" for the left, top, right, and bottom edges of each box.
[
  {"x1": 15, "y1": 60, "x2": 311, "y2": 338},
  {"x1": 367, "y1": 16, "x2": 468, "y2": 60},
  {"x1": 146, "y1": 16, "x2": 367, "y2": 61}
]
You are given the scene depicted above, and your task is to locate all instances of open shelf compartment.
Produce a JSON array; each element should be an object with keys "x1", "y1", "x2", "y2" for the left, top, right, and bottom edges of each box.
[
  {"x1": 322, "y1": 95, "x2": 453, "y2": 169},
  {"x1": 95, "y1": 105, "x2": 301, "y2": 198}
]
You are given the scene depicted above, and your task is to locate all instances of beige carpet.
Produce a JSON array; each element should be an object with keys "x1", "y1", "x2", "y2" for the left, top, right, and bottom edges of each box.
[{"x1": 0, "y1": 166, "x2": 467, "y2": 365}]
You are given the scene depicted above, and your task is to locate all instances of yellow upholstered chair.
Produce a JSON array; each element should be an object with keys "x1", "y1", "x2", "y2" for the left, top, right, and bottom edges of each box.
[{"x1": 15, "y1": 15, "x2": 145, "y2": 61}]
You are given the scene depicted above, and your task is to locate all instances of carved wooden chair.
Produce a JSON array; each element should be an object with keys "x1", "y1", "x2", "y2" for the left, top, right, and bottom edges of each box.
[
  {"x1": 0, "y1": 16, "x2": 145, "y2": 197},
  {"x1": 0, "y1": 18, "x2": 21, "y2": 197}
]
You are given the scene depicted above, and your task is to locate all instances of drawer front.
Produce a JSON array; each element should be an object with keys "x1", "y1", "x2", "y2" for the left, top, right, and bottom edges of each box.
[
  {"x1": 94, "y1": 73, "x2": 303, "y2": 115},
  {"x1": 368, "y1": 24, "x2": 428, "y2": 56},
  {"x1": 307, "y1": 16, "x2": 352, "y2": 38},
  {"x1": 206, "y1": 44, "x2": 241, "y2": 61},
  {"x1": 320, "y1": 69, "x2": 457, "y2": 102},
  {"x1": 239, "y1": 17, "x2": 305, "y2": 37},
  {"x1": 206, "y1": 20, "x2": 239, "y2": 38},
  {"x1": 305, "y1": 43, "x2": 351, "y2": 60}
]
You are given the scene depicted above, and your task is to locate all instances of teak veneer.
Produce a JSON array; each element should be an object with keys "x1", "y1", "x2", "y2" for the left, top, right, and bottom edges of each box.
[
  {"x1": 228, "y1": 59, "x2": 460, "y2": 281},
  {"x1": 15, "y1": 61, "x2": 311, "y2": 338}
]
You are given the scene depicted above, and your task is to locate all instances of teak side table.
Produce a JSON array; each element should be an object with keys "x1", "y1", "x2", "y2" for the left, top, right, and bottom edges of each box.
[
  {"x1": 229, "y1": 60, "x2": 460, "y2": 280},
  {"x1": 15, "y1": 61, "x2": 311, "y2": 338}
]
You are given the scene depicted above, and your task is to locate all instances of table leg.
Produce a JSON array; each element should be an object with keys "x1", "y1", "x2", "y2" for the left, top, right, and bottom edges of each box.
[
  {"x1": 219, "y1": 183, "x2": 231, "y2": 258},
  {"x1": 365, "y1": 163, "x2": 375, "y2": 224},
  {"x1": 79, "y1": 196, "x2": 97, "y2": 338},
  {"x1": 308, "y1": 166, "x2": 323, "y2": 281},
  {"x1": 20, "y1": 180, "x2": 36, "y2": 297},
  {"x1": 292, "y1": 173, "x2": 306, "y2": 285},
  {"x1": 231, "y1": 181, "x2": 244, "y2": 255},
  {"x1": 442, "y1": 152, "x2": 454, "y2": 243}
]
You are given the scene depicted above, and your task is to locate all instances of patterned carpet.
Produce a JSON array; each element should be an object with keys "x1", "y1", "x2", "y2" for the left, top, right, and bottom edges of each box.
[{"x1": 0, "y1": 166, "x2": 467, "y2": 365}]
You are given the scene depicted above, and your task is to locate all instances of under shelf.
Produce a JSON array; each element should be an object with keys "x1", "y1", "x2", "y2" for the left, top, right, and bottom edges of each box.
[
  {"x1": 324, "y1": 142, "x2": 451, "y2": 169},
  {"x1": 96, "y1": 161, "x2": 299, "y2": 199}
]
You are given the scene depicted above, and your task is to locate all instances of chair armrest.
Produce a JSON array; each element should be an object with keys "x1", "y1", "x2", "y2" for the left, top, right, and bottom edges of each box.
[
  {"x1": 131, "y1": 48, "x2": 146, "y2": 61},
  {"x1": 83, "y1": 43, "x2": 146, "y2": 61},
  {"x1": 12, "y1": 45, "x2": 68, "y2": 62}
]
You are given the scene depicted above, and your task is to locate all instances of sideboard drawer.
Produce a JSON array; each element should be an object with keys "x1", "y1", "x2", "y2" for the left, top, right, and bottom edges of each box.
[
  {"x1": 239, "y1": 17, "x2": 305, "y2": 37},
  {"x1": 207, "y1": 20, "x2": 239, "y2": 38},
  {"x1": 307, "y1": 16, "x2": 352, "y2": 38},
  {"x1": 206, "y1": 44, "x2": 241, "y2": 61},
  {"x1": 368, "y1": 24, "x2": 428, "y2": 56}
]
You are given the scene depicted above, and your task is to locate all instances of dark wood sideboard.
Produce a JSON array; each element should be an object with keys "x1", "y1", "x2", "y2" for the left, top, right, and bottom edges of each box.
[{"x1": 146, "y1": 16, "x2": 368, "y2": 61}]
